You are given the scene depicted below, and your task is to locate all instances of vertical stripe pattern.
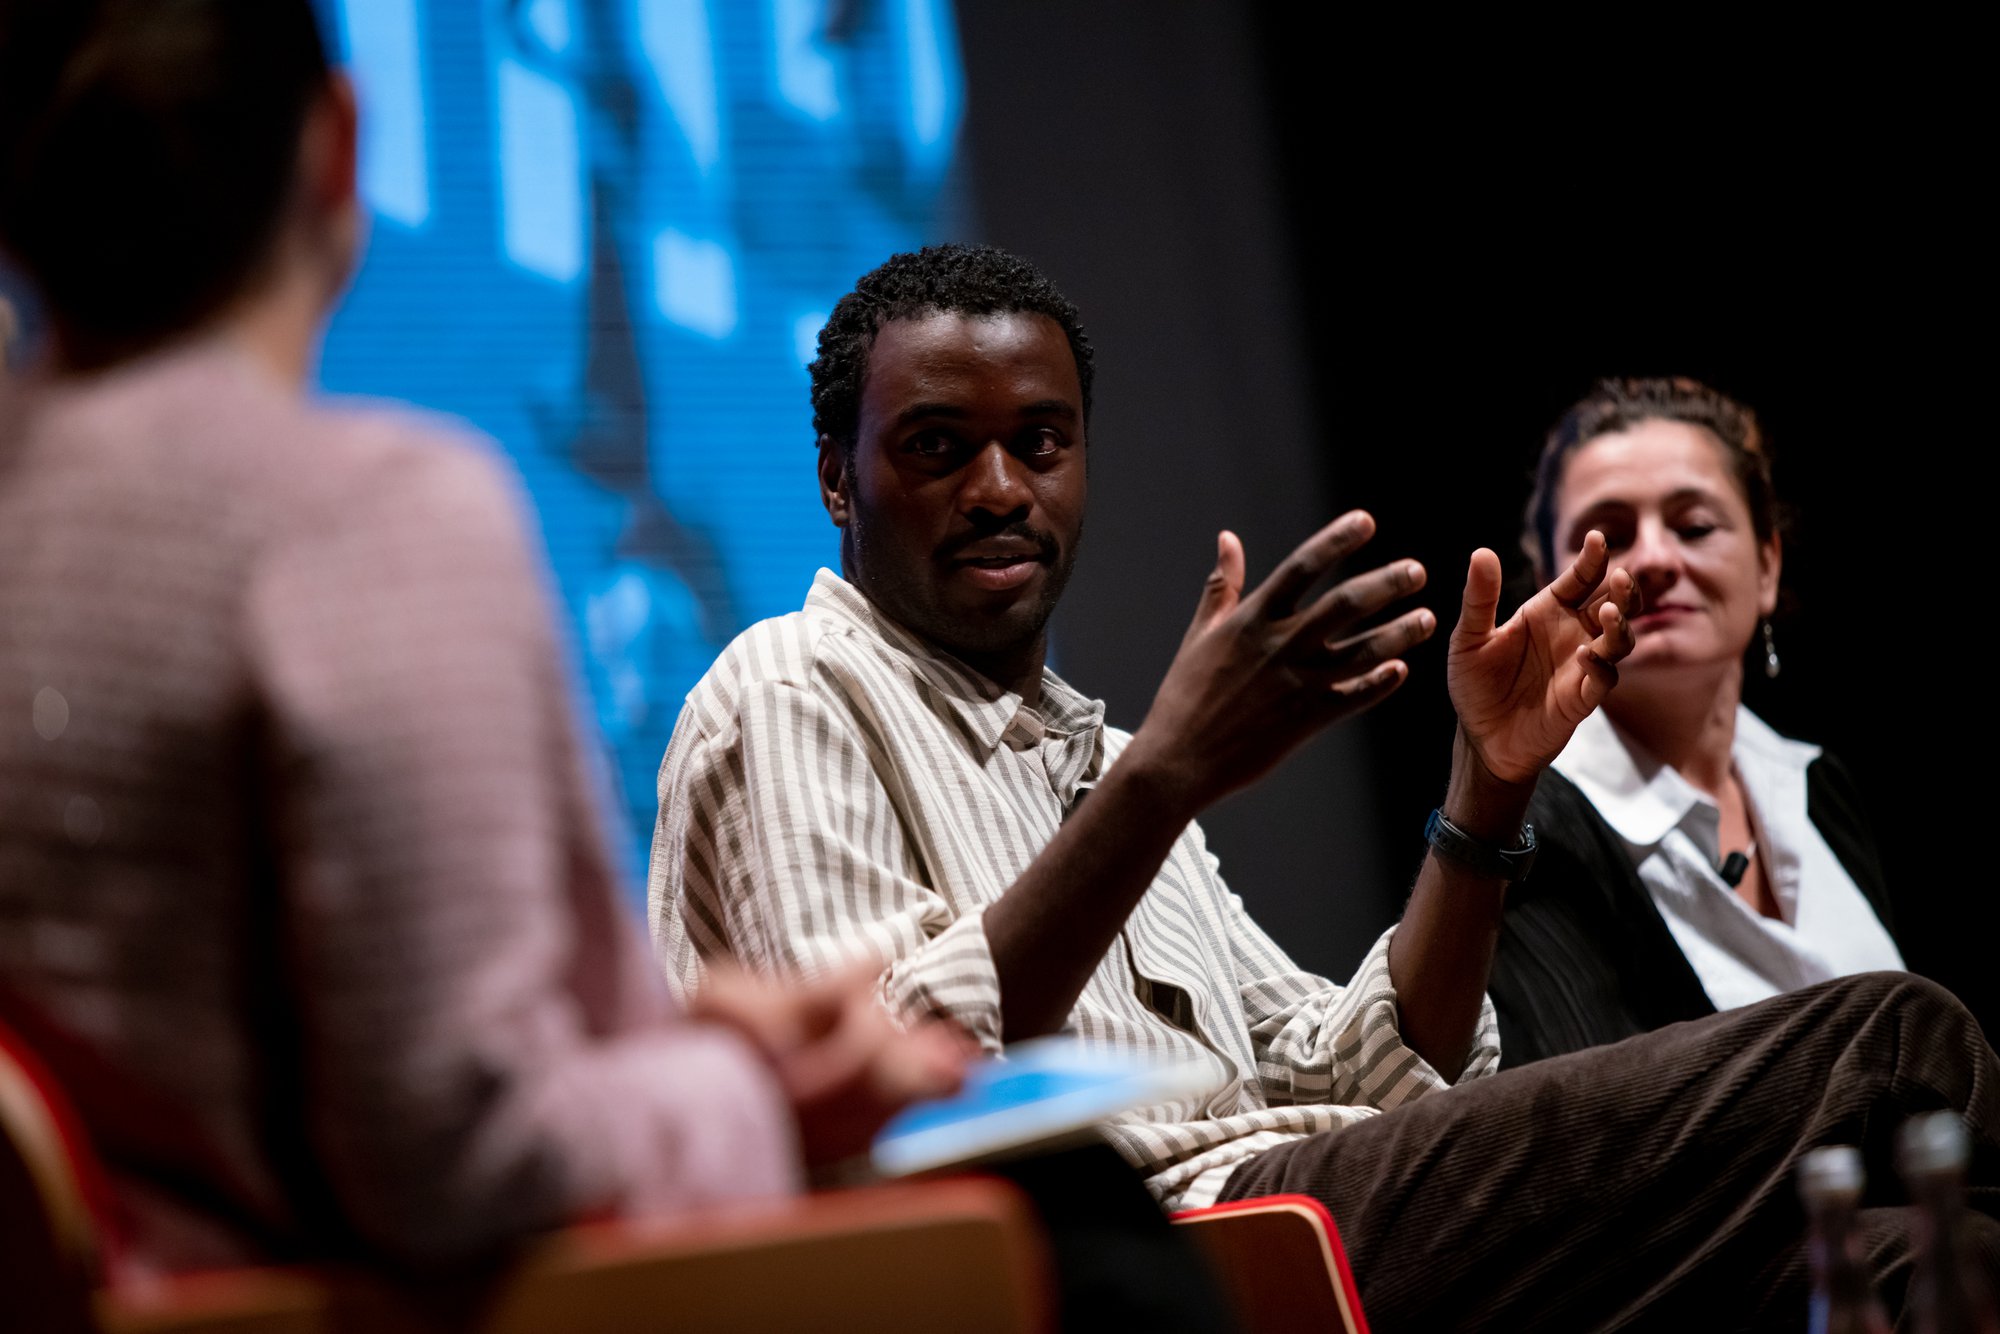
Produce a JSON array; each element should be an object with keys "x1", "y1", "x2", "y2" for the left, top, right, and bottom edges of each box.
[{"x1": 650, "y1": 570, "x2": 1500, "y2": 1208}]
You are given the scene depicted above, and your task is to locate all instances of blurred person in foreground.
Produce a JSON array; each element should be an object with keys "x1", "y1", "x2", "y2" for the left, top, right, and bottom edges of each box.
[
  {"x1": 649, "y1": 243, "x2": 2000, "y2": 1327},
  {"x1": 1489, "y1": 379, "x2": 1906, "y2": 1067},
  {"x1": 0, "y1": 0, "x2": 961, "y2": 1276}
]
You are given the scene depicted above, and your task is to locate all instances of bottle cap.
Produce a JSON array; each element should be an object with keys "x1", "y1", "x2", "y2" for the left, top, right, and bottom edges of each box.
[
  {"x1": 1798, "y1": 1145, "x2": 1865, "y2": 1204},
  {"x1": 1896, "y1": 1111, "x2": 1969, "y2": 1181}
]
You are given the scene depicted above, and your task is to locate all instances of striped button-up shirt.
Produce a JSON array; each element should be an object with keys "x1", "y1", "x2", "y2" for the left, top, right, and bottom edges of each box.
[{"x1": 650, "y1": 569, "x2": 1500, "y2": 1208}]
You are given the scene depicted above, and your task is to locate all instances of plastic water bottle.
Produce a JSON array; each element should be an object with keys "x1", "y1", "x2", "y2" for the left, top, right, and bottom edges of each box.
[
  {"x1": 1799, "y1": 1145, "x2": 1891, "y2": 1334},
  {"x1": 1896, "y1": 1112, "x2": 1999, "y2": 1334}
]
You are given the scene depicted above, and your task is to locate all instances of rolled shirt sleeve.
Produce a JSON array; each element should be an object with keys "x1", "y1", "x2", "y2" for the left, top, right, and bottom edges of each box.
[
  {"x1": 1229, "y1": 901, "x2": 1501, "y2": 1112},
  {"x1": 880, "y1": 910, "x2": 1005, "y2": 1052}
]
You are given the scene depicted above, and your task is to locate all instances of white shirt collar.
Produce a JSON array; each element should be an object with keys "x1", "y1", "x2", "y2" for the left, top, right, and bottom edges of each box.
[
  {"x1": 1729, "y1": 706, "x2": 1824, "y2": 795},
  {"x1": 805, "y1": 568, "x2": 1105, "y2": 758},
  {"x1": 1551, "y1": 709, "x2": 1702, "y2": 848},
  {"x1": 1550, "y1": 705, "x2": 1822, "y2": 851}
]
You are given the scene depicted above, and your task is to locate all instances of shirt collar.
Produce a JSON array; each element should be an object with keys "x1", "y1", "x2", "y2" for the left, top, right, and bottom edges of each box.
[
  {"x1": 1730, "y1": 706, "x2": 1822, "y2": 785},
  {"x1": 804, "y1": 569, "x2": 1106, "y2": 757},
  {"x1": 1551, "y1": 705, "x2": 1824, "y2": 851},
  {"x1": 1550, "y1": 708, "x2": 1708, "y2": 848}
]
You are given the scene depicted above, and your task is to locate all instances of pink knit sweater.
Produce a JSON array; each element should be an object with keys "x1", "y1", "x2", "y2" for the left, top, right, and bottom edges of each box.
[{"x1": 0, "y1": 339, "x2": 798, "y2": 1272}]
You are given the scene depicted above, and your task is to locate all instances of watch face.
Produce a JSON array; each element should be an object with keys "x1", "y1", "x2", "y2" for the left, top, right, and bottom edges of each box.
[{"x1": 1426, "y1": 810, "x2": 1535, "y2": 880}]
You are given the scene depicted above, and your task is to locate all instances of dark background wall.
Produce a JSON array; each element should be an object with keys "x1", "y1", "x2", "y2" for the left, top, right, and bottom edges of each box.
[
  {"x1": 958, "y1": 9, "x2": 1991, "y2": 1030},
  {"x1": 956, "y1": 6, "x2": 1391, "y2": 968}
]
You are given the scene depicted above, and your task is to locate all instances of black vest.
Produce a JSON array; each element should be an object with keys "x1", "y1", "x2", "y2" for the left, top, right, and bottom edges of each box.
[{"x1": 1488, "y1": 755, "x2": 1894, "y2": 1068}]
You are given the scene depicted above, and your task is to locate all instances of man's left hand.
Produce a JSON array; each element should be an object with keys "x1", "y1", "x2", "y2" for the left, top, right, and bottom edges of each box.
[{"x1": 1446, "y1": 531, "x2": 1637, "y2": 787}]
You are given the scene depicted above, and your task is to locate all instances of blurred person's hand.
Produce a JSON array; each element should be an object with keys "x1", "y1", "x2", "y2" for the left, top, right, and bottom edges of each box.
[{"x1": 691, "y1": 964, "x2": 971, "y2": 1170}]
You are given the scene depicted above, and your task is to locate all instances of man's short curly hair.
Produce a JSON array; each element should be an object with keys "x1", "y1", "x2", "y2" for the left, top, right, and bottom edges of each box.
[{"x1": 809, "y1": 244, "x2": 1095, "y2": 451}]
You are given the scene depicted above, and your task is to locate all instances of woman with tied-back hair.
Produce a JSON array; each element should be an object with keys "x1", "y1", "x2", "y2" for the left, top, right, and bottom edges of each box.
[
  {"x1": 0, "y1": 0, "x2": 960, "y2": 1274},
  {"x1": 1486, "y1": 377, "x2": 1906, "y2": 1067}
]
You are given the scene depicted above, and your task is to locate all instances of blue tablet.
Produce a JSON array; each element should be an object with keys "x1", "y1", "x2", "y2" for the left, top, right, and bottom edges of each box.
[{"x1": 871, "y1": 1037, "x2": 1209, "y2": 1177}]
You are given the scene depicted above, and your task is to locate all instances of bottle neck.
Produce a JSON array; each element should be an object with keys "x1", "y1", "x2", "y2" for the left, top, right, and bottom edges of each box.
[
  {"x1": 1905, "y1": 1172, "x2": 2000, "y2": 1334},
  {"x1": 1805, "y1": 1195, "x2": 1891, "y2": 1334}
]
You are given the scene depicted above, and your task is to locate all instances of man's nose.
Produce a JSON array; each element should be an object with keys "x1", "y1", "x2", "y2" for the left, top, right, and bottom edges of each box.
[{"x1": 960, "y1": 441, "x2": 1032, "y2": 519}]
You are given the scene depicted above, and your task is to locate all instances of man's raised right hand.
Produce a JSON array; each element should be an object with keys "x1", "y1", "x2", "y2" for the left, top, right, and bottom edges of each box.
[{"x1": 1120, "y1": 510, "x2": 1433, "y2": 819}]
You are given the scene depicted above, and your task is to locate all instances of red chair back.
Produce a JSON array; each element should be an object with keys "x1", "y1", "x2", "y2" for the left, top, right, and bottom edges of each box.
[
  {"x1": 0, "y1": 1014, "x2": 122, "y2": 1332},
  {"x1": 1172, "y1": 1193, "x2": 1369, "y2": 1334}
]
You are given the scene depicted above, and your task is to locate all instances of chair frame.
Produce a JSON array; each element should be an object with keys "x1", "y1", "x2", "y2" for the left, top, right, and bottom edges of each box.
[
  {"x1": 1173, "y1": 1192, "x2": 1370, "y2": 1334},
  {"x1": 9, "y1": 1012, "x2": 1373, "y2": 1334},
  {"x1": 2, "y1": 1018, "x2": 1055, "y2": 1334}
]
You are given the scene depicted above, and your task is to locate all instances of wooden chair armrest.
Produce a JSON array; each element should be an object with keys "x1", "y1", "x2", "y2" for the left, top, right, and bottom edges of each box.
[
  {"x1": 98, "y1": 1268, "x2": 333, "y2": 1334},
  {"x1": 97, "y1": 1178, "x2": 1055, "y2": 1334}
]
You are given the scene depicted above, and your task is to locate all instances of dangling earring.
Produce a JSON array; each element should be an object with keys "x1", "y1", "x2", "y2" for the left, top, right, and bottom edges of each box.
[{"x1": 1762, "y1": 620, "x2": 1781, "y2": 679}]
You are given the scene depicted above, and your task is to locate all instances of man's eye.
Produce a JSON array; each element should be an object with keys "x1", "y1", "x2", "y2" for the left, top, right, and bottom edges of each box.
[
  {"x1": 1678, "y1": 523, "x2": 1716, "y2": 541},
  {"x1": 906, "y1": 433, "x2": 957, "y2": 458},
  {"x1": 1022, "y1": 429, "x2": 1063, "y2": 457}
]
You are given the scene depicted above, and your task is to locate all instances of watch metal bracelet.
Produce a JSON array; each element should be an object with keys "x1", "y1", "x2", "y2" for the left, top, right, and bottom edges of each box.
[{"x1": 1424, "y1": 808, "x2": 1538, "y2": 882}]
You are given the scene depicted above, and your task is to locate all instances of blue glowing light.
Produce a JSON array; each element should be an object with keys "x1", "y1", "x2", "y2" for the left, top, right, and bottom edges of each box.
[
  {"x1": 334, "y1": 0, "x2": 431, "y2": 227},
  {"x1": 320, "y1": 0, "x2": 964, "y2": 892}
]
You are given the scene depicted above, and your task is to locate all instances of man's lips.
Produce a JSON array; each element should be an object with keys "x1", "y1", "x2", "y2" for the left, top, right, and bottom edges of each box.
[
  {"x1": 947, "y1": 546, "x2": 1047, "y2": 592},
  {"x1": 940, "y1": 531, "x2": 1057, "y2": 593},
  {"x1": 956, "y1": 559, "x2": 1042, "y2": 591}
]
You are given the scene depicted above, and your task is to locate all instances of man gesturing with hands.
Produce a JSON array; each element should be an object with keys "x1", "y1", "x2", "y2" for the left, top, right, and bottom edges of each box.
[
  {"x1": 979, "y1": 510, "x2": 1631, "y2": 1078},
  {"x1": 651, "y1": 246, "x2": 2000, "y2": 1327}
]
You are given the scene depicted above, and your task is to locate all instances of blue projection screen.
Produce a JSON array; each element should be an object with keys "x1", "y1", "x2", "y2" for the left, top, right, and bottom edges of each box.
[{"x1": 318, "y1": 0, "x2": 965, "y2": 890}]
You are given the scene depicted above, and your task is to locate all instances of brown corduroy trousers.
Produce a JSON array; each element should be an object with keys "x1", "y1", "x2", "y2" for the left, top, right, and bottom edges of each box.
[{"x1": 1219, "y1": 971, "x2": 2000, "y2": 1331}]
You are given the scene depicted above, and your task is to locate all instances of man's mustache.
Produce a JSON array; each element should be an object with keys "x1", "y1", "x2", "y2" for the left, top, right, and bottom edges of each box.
[{"x1": 937, "y1": 523, "x2": 1059, "y2": 564}]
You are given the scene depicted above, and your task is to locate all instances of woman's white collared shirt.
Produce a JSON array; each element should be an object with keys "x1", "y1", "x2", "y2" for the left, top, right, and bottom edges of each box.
[{"x1": 1550, "y1": 707, "x2": 1903, "y2": 1012}]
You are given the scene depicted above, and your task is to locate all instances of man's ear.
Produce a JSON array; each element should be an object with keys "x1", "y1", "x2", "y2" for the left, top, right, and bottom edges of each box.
[{"x1": 817, "y1": 434, "x2": 850, "y2": 528}]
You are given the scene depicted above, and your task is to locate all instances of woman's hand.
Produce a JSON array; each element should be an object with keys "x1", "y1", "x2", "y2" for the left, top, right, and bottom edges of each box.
[
  {"x1": 691, "y1": 964, "x2": 971, "y2": 1169},
  {"x1": 1446, "y1": 531, "x2": 1638, "y2": 786}
]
